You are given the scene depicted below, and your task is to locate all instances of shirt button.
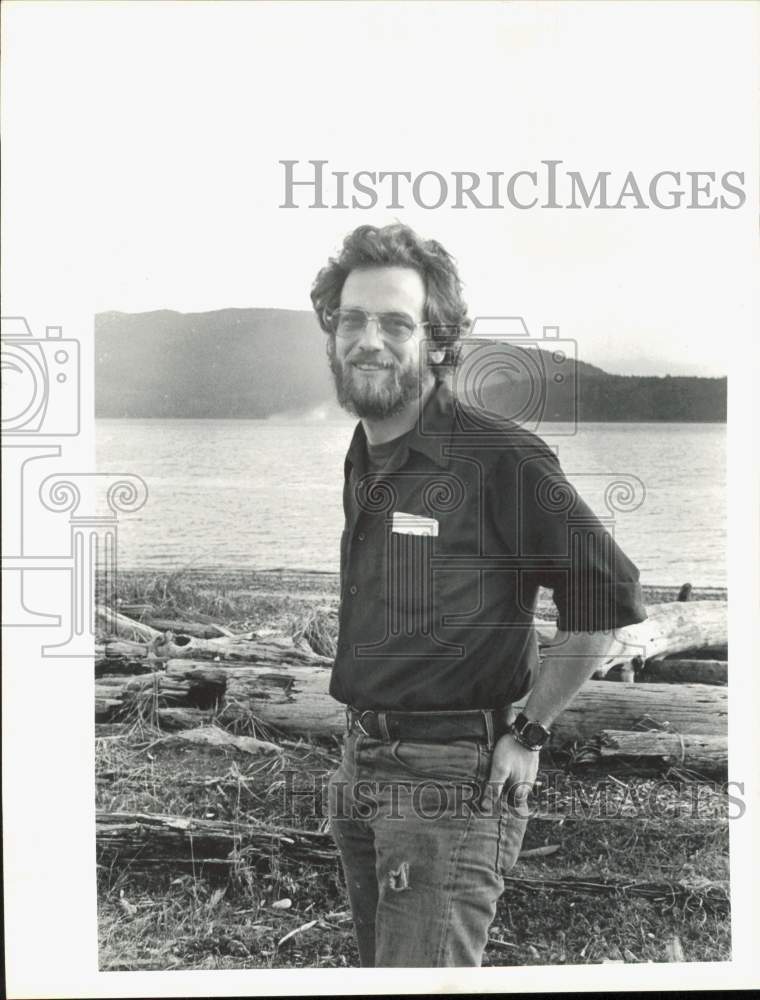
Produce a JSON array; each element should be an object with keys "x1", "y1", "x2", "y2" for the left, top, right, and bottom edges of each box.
[
  {"x1": 357, "y1": 532, "x2": 366, "y2": 542},
  {"x1": 349, "y1": 585, "x2": 358, "y2": 595}
]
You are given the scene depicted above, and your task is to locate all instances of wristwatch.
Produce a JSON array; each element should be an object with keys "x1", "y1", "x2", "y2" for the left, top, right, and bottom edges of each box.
[{"x1": 511, "y1": 712, "x2": 552, "y2": 751}]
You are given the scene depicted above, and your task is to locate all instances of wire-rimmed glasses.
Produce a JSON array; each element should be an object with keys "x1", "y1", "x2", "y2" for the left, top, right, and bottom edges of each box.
[{"x1": 324, "y1": 307, "x2": 430, "y2": 343}]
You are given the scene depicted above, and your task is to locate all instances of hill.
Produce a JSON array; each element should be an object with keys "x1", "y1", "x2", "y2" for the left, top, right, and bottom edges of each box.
[{"x1": 95, "y1": 308, "x2": 726, "y2": 422}]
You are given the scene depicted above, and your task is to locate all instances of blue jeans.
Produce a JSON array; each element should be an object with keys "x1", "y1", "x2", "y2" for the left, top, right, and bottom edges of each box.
[{"x1": 327, "y1": 730, "x2": 528, "y2": 967}]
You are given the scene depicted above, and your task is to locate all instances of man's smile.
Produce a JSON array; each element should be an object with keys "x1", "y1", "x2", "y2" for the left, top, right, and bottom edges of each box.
[{"x1": 352, "y1": 361, "x2": 394, "y2": 372}]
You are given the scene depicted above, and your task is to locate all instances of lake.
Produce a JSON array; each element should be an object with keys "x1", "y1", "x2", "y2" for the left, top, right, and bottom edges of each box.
[{"x1": 95, "y1": 419, "x2": 726, "y2": 587}]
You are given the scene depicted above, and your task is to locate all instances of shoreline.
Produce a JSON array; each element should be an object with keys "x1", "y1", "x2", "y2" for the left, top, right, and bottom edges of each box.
[
  {"x1": 112, "y1": 565, "x2": 727, "y2": 595},
  {"x1": 109, "y1": 568, "x2": 726, "y2": 630}
]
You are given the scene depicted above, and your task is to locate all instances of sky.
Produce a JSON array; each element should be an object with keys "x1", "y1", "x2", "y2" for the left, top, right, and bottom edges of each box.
[{"x1": 3, "y1": 1, "x2": 757, "y2": 376}]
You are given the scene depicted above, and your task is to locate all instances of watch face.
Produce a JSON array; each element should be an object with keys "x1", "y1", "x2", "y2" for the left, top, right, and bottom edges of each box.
[{"x1": 522, "y1": 721, "x2": 548, "y2": 746}]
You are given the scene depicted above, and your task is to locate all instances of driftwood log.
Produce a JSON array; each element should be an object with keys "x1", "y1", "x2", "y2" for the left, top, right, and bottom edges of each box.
[
  {"x1": 598, "y1": 729, "x2": 727, "y2": 774},
  {"x1": 641, "y1": 658, "x2": 727, "y2": 686},
  {"x1": 94, "y1": 603, "x2": 728, "y2": 739},
  {"x1": 101, "y1": 602, "x2": 726, "y2": 675},
  {"x1": 96, "y1": 660, "x2": 727, "y2": 742},
  {"x1": 95, "y1": 811, "x2": 729, "y2": 911},
  {"x1": 96, "y1": 811, "x2": 337, "y2": 867},
  {"x1": 148, "y1": 633, "x2": 332, "y2": 665},
  {"x1": 95, "y1": 669, "x2": 227, "y2": 719},
  {"x1": 167, "y1": 725, "x2": 282, "y2": 756},
  {"x1": 544, "y1": 682, "x2": 726, "y2": 743},
  {"x1": 141, "y1": 618, "x2": 233, "y2": 639},
  {"x1": 95, "y1": 606, "x2": 162, "y2": 643},
  {"x1": 602, "y1": 600, "x2": 727, "y2": 672},
  {"x1": 535, "y1": 601, "x2": 728, "y2": 677},
  {"x1": 99, "y1": 630, "x2": 331, "y2": 668}
]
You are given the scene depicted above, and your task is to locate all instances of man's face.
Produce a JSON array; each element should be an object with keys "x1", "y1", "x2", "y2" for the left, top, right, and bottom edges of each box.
[{"x1": 328, "y1": 266, "x2": 433, "y2": 420}]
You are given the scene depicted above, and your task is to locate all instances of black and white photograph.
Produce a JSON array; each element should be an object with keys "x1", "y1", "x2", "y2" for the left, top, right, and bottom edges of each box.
[{"x1": 2, "y1": 1, "x2": 758, "y2": 996}]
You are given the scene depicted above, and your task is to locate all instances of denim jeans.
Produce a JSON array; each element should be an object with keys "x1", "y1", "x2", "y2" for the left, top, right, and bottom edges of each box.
[{"x1": 327, "y1": 730, "x2": 528, "y2": 967}]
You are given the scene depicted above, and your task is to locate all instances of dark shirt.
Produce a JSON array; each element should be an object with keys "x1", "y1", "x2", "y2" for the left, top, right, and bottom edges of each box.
[
  {"x1": 366, "y1": 431, "x2": 412, "y2": 473},
  {"x1": 332, "y1": 379, "x2": 647, "y2": 711}
]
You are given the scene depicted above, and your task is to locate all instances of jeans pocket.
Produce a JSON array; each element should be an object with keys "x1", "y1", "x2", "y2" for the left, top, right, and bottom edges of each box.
[
  {"x1": 388, "y1": 739, "x2": 483, "y2": 785},
  {"x1": 496, "y1": 809, "x2": 529, "y2": 876},
  {"x1": 325, "y1": 761, "x2": 349, "y2": 821}
]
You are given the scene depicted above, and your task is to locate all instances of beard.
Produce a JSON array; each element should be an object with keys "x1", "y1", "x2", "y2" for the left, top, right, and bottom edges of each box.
[{"x1": 327, "y1": 342, "x2": 429, "y2": 420}]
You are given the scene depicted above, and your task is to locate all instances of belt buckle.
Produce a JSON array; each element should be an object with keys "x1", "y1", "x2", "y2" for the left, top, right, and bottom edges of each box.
[
  {"x1": 347, "y1": 707, "x2": 372, "y2": 737},
  {"x1": 355, "y1": 710, "x2": 372, "y2": 737}
]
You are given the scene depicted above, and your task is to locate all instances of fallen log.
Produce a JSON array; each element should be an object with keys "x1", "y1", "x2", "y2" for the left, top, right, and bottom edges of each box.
[
  {"x1": 97, "y1": 608, "x2": 326, "y2": 665},
  {"x1": 101, "y1": 602, "x2": 725, "y2": 677},
  {"x1": 536, "y1": 601, "x2": 728, "y2": 677},
  {"x1": 501, "y1": 874, "x2": 728, "y2": 912},
  {"x1": 168, "y1": 726, "x2": 282, "y2": 756},
  {"x1": 155, "y1": 706, "x2": 215, "y2": 730},
  {"x1": 606, "y1": 600, "x2": 727, "y2": 668},
  {"x1": 142, "y1": 618, "x2": 232, "y2": 639},
  {"x1": 94, "y1": 662, "x2": 336, "y2": 729},
  {"x1": 108, "y1": 631, "x2": 332, "y2": 668},
  {"x1": 641, "y1": 658, "x2": 727, "y2": 686},
  {"x1": 96, "y1": 811, "x2": 337, "y2": 867},
  {"x1": 549, "y1": 682, "x2": 727, "y2": 743},
  {"x1": 598, "y1": 729, "x2": 727, "y2": 774},
  {"x1": 95, "y1": 606, "x2": 162, "y2": 643},
  {"x1": 100, "y1": 638, "x2": 159, "y2": 659},
  {"x1": 94, "y1": 811, "x2": 729, "y2": 911},
  {"x1": 94, "y1": 670, "x2": 226, "y2": 720},
  {"x1": 95, "y1": 658, "x2": 727, "y2": 743},
  {"x1": 96, "y1": 657, "x2": 155, "y2": 678}
]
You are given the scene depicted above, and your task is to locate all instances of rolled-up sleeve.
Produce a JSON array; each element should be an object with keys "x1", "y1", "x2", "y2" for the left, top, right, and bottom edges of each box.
[{"x1": 489, "y1": 443, "x2": 648, "y2": 633}]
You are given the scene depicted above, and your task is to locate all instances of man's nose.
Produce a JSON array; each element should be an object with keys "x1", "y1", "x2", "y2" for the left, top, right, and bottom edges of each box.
[{"x1": 355, "y1": 316, "x2": 384, "y2": 351}]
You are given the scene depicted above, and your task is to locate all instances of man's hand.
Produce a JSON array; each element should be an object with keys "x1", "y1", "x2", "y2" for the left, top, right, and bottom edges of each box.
[{"x1": 484, "y1": 732, "x2": 540, "y2": 816}]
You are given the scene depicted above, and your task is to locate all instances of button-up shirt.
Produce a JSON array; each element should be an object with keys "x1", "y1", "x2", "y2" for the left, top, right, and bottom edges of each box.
[{"x1": 331, "y1": 378, "x2": 647, "y2": 711}]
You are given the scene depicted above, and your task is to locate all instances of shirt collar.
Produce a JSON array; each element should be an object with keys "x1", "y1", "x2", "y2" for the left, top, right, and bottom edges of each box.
[{"x1": 345, "y1": 378, "x2": 456, "y2": 474}]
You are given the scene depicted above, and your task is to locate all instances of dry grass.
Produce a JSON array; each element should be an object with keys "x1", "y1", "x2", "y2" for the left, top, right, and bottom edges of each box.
[
  {"x1": 96, "y1": 571, "x2": 731, "y2": 970},
  {"x1": 97, "y1": 726, "x2": 731, "y2": 969}
]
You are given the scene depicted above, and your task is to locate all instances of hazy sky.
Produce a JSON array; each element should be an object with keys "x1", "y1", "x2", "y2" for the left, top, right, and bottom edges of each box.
[{"x1": 4, "y1": 1, "x2": 757, "y2": 376}]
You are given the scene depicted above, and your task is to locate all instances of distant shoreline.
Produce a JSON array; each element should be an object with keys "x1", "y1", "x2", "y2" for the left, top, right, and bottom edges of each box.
[
  {"x1": 95, "y1": 416, "x2": 727, "y2": 424},
  {"x1": 111, "y1": 567, "x2": 727, "y2": 603}
]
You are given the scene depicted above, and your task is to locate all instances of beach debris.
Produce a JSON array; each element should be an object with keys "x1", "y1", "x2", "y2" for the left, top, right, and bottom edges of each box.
[
  {"x1": 276, "y1": 919, "x2": 317, "y2": 948},
  {"x1": 169, "y1": 725, "x2": 282, "y2": 756}
]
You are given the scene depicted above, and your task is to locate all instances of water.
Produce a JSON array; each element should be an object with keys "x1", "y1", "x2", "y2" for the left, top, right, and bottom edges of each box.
[{"x1": 95, "y1": 419, "x2": 726, "y2": 586}]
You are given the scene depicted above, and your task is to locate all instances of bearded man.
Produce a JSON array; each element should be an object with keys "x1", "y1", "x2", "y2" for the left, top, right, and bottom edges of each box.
[{"x1": 310, "y1": 223, "x2": 646, "y2": 968}]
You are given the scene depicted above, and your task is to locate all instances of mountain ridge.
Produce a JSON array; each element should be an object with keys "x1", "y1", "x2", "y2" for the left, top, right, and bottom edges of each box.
[{"x1": 95, "y1": 307, "x2": 726, "y2": 422}]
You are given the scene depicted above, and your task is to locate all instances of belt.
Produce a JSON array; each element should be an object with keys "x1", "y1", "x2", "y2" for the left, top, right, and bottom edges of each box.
[{"x1": 346, "y1": 705, "x2": 513, "y2": 748}]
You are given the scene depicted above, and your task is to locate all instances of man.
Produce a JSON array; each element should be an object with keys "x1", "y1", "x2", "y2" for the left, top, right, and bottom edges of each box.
[{"x1": 310, "y1": 223, "x2": 646, "y2": 967}]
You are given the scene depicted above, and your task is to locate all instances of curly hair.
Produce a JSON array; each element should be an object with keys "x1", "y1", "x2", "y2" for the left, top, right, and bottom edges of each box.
[{"x1": 310, "y1": 223, "x2": 469, "y2": 374}]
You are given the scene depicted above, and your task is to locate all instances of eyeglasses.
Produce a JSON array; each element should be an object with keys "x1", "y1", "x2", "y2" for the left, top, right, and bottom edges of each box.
[{"x1": 324, "y1": 308, "x2": 430, "y2": 343}]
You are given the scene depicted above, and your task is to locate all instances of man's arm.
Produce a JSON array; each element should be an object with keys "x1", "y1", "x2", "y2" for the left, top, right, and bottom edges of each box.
[
  {"x1": 522, "y1": 627, "x2": 617, "y2": 727},
  {"x1": 487, "y1": 629, "x2": 618, "y2": 808}
]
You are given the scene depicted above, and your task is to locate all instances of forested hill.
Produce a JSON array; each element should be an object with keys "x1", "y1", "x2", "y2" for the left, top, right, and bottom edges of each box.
[{"x1": 95, "y1": 308, "x2": 726, "y2": 422}]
